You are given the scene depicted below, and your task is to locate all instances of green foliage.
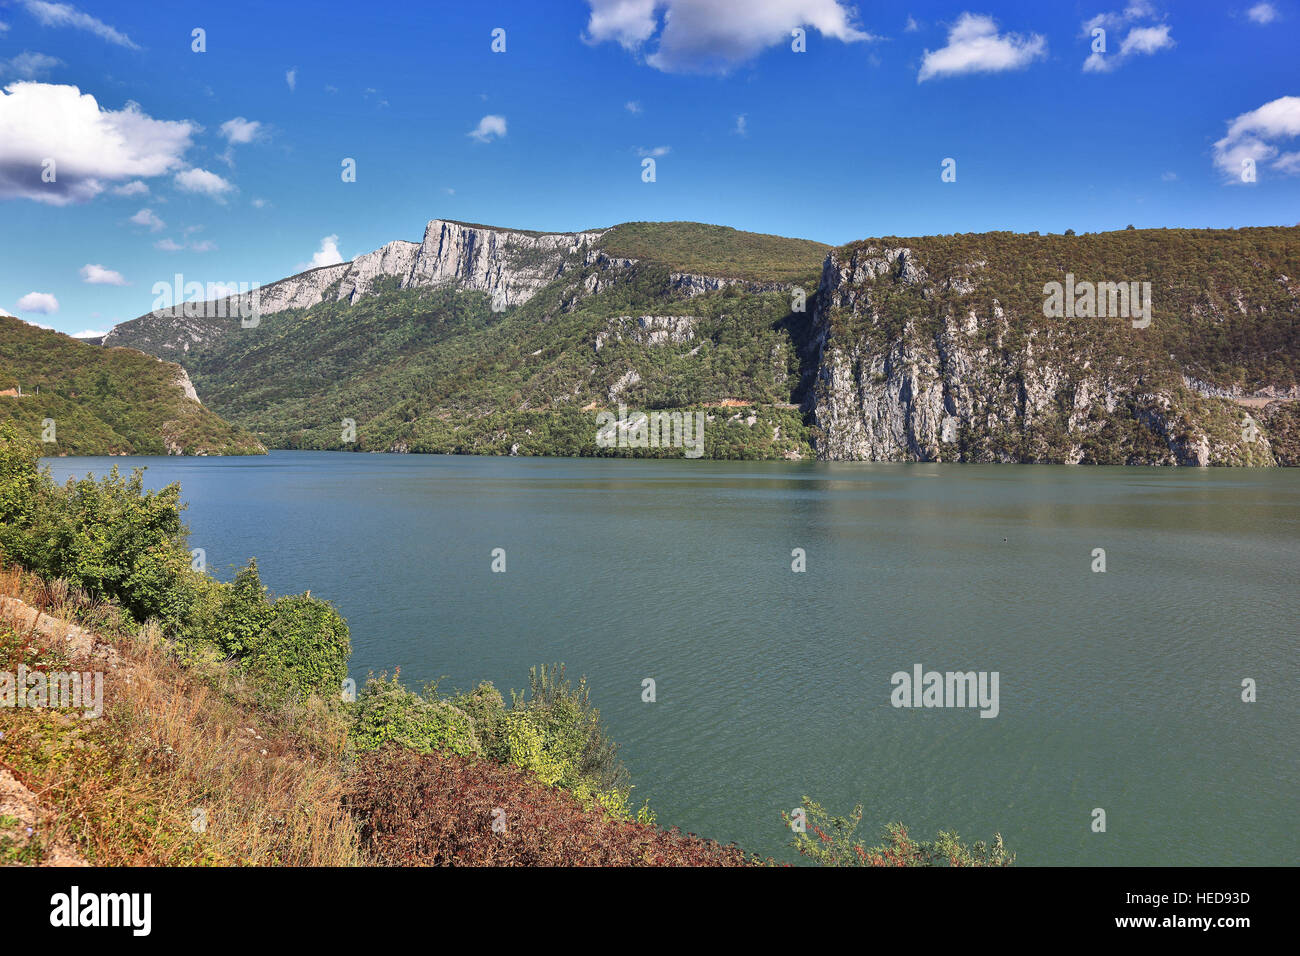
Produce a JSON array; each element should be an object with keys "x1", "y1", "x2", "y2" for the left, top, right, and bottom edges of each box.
[
  {"x1": 0, "y1": 427, "x2": 349, "y2": 702},
  {"x1": 0, "y1": 315, "x2": 264, "y2": 456},
  {"x1": 0, "y1": 424, "x2": 42, "y2": 560},
  {"x1": 784, "y1": 799, "x2": 1015, "y2": 867},
  {"x1": 350, "y1": 675, "x2": 480, "y2": 757},
  {"x1": 599, "y1": 221, "x2": 829, "y2": 283},
  {"x1": 349, "y1": 663, "x2": 637, "y2": 819},
  {"x1": 245, "y1": 592, "x2": 350, "y2": 700}
]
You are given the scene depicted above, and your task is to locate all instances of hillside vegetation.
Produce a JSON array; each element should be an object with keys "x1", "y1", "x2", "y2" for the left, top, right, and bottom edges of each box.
[
  {"x1": 0, "y1": 316, "x2": 264, "y2": 456},
  {"x1": 599, "y1": 220, "x2": 829, "y2": 283},
  {"x1": 92, "y1": 220, "x2": 1300, "y2": 464}
]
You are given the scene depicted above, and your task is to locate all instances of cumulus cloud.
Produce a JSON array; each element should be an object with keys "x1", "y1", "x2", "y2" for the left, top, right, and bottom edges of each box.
[
  {"x1": 918, "y1": 13, "x2": 1046, "y2": 82},
  {"x1": 23, "y1": 2, "x2": 138, "y2": 49},
  {"x1": 733, "y1": 113, "x2": 747, "y2": 135},
  {"x1": 71, "y1": 328, "x2": 106, "y2": 338},
  {"x1": 112, "y1": 179, "x2": 148, "y2": 196},
  {"x1": 285, "y1": 68, "x2": 297, "y2": 92},
  {"x1": 0, "y1": 51, "x2": 63, "y2": 80},
  {"x1": 583, "y1": 0, "x2": 875, "y2": 74},
  {"x1": 635, "y1": 145, "x2": 671, "y2": 157},
  {"x1": 0, "y1": 307, "x2": 13, "y2": 316},
  {"x1": 80, "y1": 263, "x2": 127, "y2": 285},
  {"x1": 1212, "y1": 95, "x2": 1300, "y2": 182},
  {"x1": 219, "y1": 117, "x2": 262, "y2": 144},
  {"x1": 1247, "y1": 2, "x2": 1278, "y2": 24},
  {"x1": 130, "y1": 207, "x2": 164, "y2": 230},
  {"x1": 174, "y1": 167, "x2": 235, "y2": 198},
  {"x1": 0, "y1": 82, "x2": 195, "y2": 204},
  {"x1": 1081, "y1": 4, "x2": 1173, "y2": 73},
  {"x1": 303, "y1": 235, "x2": 344, "y2": 270},
  {"x1": 468, "y1": 114, "x2": 507, "y2": 142},
  {"x1": 625, "y1": 100, "x2": 642, "y2": 113},
  {"x1": 16, "y1": 291, "x2": 59, "y2": 314},
  {"x1": 154, "y1": 238, "x2": 184, "y2": 251}
]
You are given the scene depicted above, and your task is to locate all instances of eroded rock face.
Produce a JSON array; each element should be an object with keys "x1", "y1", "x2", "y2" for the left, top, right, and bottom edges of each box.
[
  {"x1": 403, "y1": 220, "x2": 605, "y2": 307},
  {"x1": 807, "y1": 246, "x2": 1276, "y2": 466},
  {"x1": 106, "y1": 220, "x2": 609, "y2": 352},
  {"x1": 594, "y1": 315, "x2": 697, "y2": 351}
]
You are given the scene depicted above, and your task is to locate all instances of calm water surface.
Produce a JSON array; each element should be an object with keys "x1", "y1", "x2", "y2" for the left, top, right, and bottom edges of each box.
[{"x1": 45, "y1": 452, "x2": 1299, "y2": 865}]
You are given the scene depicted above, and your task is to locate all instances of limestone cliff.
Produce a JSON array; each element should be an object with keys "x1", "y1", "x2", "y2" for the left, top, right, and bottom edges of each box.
[{"x1": 806, "y1": 241, "x2": 1287, "y2": 466}]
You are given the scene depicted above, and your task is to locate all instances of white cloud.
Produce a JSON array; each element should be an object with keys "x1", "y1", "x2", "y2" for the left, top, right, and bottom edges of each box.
[
  {"x1": 468, "y1": 114, "x2": 507, "y2": 142},
  {"x1": 303, "y1": 234, "x2": 343, "y2": 270},
  {"x1": 1161, "y1": 171, "x2": 1178, "y2": 181},
  {"x1": 112, "y1": 179, "x2": 148, "y2": 197},
  {"x1": 130, "y1": 207, "x2": 164, "y2": 230},
  {"x1": 0, "y1": 307, "x2": 12, "y2": 316},
  {"x1": 154, "y1": 237, "x2": 183, "y2": 251},
  {"x1": 1213, "y1": 95, "x2": 1300, "y2": 181},
  {"x1": 174, "y1": 167, "x2": 235, "y2": 198},
  {"x1": 1081, "y1": 5, "x2": 1173, "y2": 72},
  {"x1": 636, "y1": 145, "x2": 671, "y2": 157},
  {"x1": 1247, "y1": 3, "x2": 1278, "y2": 24},
  {"x1": 0, "y1": 22, "x2": 9, "y2": 34},
  {"x1": 583, "y1": 0, "x2": 875, "y2": 74},
  {"x1": 80, "y1": 263, "x2": 127, "y2": 285},
  {"x1": 219, "y1": 117, "x2": 262, "y2": 144},
  {"x1": 625, "y1": 100, "x2": 642, "y2": 113},
  {"x1": 904, "y1": 16, "x2": 921, "y2": 32},
  {"x1": 0, "y1": 83, "x2": 195, "y2": 204},
  {"x1": 918, "y1": 13, "x2": 1046, "y2": 82},
  {"x1": 23, "y1": 1, "x2": 138, "y2": 49},
  {"x1": 0, "y1": 51, "x2": 63, "y2": 80},
  {"x1": 251, "y1": 197, "x2": 269, "y2": 208},
  {"x1": 71, "y1": 328, "x2": 106, "y2": 338},
  {"x1": 189, "y1": 239, "x2": 216, "y2": 252},
  {"x1": 733, "y1": 113, "x2": 747, "y2": 135},
  {"x1": 16, "y1": 291, "x2": 58, "y2": 314},
  {"x1": 285, "y1": 68, "x2": 297, "y2": 92}
]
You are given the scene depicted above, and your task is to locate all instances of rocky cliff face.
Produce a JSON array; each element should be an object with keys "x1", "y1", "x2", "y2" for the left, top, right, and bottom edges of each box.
[
  {"x1": 807, "y1": 244, "x2": 1280, "y2": 466},
  {"x1": 104, "y1": 220, "x2": 610, "y2": 355}
]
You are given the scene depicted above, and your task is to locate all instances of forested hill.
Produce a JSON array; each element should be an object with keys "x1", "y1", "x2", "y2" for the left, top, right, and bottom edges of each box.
[
  {"x1": 97, "y1": 220, "x2": 1300, "y2": 465},
  {"x1": 0, "y1": 315, "x2": 265, "y2": 456}
]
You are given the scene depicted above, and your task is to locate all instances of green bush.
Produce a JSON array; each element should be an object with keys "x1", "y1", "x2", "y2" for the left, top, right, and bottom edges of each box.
[
  {"x1": 351, "y1": 675, "x2": 480, "y2": 757},
  {"x1": 0, "y1": 425, "x2": 351, "y2": 705},
  {"x1": 449, "y1": 681, "x2": 510, "y2": 761},
  {"x1": 245, "y1": 592, "x2": 350, "y2": 701},
  {"x1": 784, "y1": 799, "x2": 1015, "y2": 866},
  {"x1": 0, "y1": 424, "x2": 42, "y2": 563}
]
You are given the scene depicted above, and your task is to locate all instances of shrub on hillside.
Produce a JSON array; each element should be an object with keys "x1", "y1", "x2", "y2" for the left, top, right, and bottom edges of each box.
[
  {"x1": 0, "y1": 426, "x2": 192, "y2": 627},
  {"x1": 351, "y1": 675, "x2": 480, "y2": 757},
  {"x1": 346, "y1": 745, "x2": 755, "y2": 866},
  {"x1": 0, "y1": 425, "x2": 351, "y2": 705},
  {"x1": 507, "y1": 664, "x2": 630, "y2": 809},
  {"x1": 784, "y1": 799, "x2": 1015, "y2": 867}
]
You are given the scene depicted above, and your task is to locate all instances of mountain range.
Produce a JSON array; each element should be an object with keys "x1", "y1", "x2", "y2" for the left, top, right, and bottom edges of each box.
[{"x1": 32, "y1": 219, "x2": 1300, "y2": 464}]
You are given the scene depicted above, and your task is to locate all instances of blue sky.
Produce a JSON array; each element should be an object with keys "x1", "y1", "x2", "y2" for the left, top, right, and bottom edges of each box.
[{"x1": 0, "y1": 0, "x2": 1297, "y2": 336}]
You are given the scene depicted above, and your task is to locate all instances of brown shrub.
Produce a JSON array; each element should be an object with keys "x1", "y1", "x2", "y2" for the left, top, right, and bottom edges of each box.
[{"x1": 347, "y1": 746, "x2": 757, "y2": 866}]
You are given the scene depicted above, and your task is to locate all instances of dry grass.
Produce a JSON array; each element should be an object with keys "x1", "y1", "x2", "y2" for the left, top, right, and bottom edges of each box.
[{"x1": 0, "y1": 564, "x2": 360, "y2": 866}]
